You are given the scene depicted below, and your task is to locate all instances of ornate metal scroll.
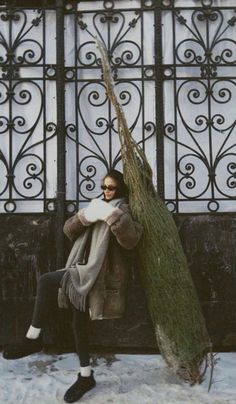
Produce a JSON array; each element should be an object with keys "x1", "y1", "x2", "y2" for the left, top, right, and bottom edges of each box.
[
  {"x1": 162, "y1": 0, "x2": 236, "y2": 212},
  {"x1": 64, "y1": 0, "x2": 157, "y2": 212},
  {"x1": 0, "y1": 3, "x2": 57, "y2": 213},
  {"x1": 1, "y1": 0, "x2": 235, "y2": 214}
]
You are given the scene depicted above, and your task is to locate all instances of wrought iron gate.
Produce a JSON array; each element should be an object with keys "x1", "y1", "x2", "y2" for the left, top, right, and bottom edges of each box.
[
  {"x1": 1, "y1": 0, "x2": 236, "y2": 349},
  {"x1": 1, "y1": 0, "x2": 236, "y2": 260}
]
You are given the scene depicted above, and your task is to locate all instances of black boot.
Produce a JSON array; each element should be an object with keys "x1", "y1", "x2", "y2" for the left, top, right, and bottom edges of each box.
[
  {"x1": 64, "y1": 370, "x2": 96, "y2": 403},
  {"x1": 3, "y1": 336, "x2": 43, "y2": 359}
]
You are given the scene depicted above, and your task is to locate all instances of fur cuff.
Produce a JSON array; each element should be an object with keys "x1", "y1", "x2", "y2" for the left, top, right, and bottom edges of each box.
[{"x1": 105, "y1": 207, "x2": 124, "y2": 226}]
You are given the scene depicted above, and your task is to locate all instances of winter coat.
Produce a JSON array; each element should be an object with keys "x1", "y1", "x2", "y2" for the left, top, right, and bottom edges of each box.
[{"x1": 63, "y1": 201, "x2": 143, "y2": 320}]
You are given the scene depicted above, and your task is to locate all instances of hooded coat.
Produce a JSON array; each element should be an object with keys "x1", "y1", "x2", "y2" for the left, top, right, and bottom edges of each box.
[{"x1": 63, "y1": 201, "x2": 143, "y2": 320}]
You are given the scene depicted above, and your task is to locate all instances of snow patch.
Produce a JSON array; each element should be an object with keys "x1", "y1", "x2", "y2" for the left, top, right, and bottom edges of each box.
[{"x1": 0, "y1": 352, "x2": 236, "y2": 403}]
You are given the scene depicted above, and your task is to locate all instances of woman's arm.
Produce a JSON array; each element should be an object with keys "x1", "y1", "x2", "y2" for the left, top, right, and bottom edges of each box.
[
  {"x1": 63, "y1": 209, "x2": 90, "y2": 242},
  {"x1": 105, "y1": 204, "x2": 143, "y2": 250}
]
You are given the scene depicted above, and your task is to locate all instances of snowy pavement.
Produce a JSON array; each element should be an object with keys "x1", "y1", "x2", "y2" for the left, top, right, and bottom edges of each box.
[{"x1": 0, "y1": 351, "x2": 236, "y2": 403}]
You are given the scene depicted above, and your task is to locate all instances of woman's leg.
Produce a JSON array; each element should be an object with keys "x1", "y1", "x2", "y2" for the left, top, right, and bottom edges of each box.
[
  {"x1": 31, "y1": 270, "x2": 66, "y2": 328},
  {"x1": 64, "y1": 304, "x2": 96, "y2": 403},
  {"x1": 71, "y1": 305, "x2": 90, "y2": 369},
  {"x1": 3, "y1": 270, "x2": 66, "y2": 359}
]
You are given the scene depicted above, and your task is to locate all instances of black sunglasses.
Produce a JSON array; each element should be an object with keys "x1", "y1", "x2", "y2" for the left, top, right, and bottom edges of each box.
[{"x1": 101, "y1": 185, "x2": 117, "y2": 191}]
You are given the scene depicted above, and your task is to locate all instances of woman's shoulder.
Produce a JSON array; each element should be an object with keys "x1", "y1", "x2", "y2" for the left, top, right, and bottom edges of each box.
[{"x1": 116, "y1": 199, "x2": 130, "y2": 213}]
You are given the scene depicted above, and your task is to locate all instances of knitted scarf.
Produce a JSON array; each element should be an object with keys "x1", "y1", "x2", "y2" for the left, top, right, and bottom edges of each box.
[{"x1": 58, "y1": 198, "x2": 125, "y2": 311}]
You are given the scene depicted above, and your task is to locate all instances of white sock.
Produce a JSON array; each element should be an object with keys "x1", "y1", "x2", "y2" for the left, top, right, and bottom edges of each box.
[
  {"x1": 26, "y1": 325, "x2": 41, "y2": 340},
  {"x1": 80, "y1": 365, "x2": 91, "y2": 377}
]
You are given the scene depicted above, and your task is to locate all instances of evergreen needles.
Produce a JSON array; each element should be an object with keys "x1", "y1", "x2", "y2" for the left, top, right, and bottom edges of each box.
[{"x1": 96, "y1": 38, "x2": 213, "y2": 385}]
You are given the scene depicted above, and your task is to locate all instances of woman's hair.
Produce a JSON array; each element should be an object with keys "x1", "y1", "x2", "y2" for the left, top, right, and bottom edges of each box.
[{"x1": 102, "y1": 169, "x2": 128, "y2": 199}]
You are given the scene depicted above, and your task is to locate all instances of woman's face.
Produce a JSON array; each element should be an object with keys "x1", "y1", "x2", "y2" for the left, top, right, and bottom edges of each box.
[{"x1": 102, "y1": 176, "x2": 118, "y2": 201}]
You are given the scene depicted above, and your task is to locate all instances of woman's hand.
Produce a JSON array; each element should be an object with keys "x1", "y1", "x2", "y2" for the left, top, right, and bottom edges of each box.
[{"x1": 83, "y1": 199, "x2": 115, "y2": 223}]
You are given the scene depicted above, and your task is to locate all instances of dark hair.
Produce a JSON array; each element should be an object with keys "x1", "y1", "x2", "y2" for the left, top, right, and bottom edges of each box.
[{"x1": 102, "y1": 169, "x2": 128, "y2": 199}]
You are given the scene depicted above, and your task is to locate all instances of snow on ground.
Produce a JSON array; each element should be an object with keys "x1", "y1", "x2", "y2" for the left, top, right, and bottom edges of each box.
[{"x1": 0, "y1": 351, "x2": 236, "y2": 403}]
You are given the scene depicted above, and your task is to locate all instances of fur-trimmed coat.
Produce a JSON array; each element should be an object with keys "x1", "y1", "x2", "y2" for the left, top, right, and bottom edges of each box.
[{"x1": 63, "y1": 201, "x2": 143, "y2": 320}]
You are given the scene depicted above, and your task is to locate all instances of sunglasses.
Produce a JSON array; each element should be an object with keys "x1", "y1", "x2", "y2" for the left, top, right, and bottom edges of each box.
[{"x1": 101, "y1": 185, "x2": 117, "y2": 191}]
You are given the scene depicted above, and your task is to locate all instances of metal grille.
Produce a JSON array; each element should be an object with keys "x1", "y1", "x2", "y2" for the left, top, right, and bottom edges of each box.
[
  {"x1": 64, "y1": 0, "x2": 157, "y2": 213},
  {"x1": 0, "y1": 0, "x2": 236, "y2": 214},
  {"x1": 162, "y1": 0, "x2": 236, "y2": 212},
  {"x1": 0, "y1": 2, "x2": 58, "y2": 213}
]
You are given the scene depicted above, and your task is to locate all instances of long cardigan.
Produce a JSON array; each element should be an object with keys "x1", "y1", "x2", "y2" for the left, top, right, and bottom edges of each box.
[{"x1": 63, "y1": 201, "x2": 143, "y2": 320}]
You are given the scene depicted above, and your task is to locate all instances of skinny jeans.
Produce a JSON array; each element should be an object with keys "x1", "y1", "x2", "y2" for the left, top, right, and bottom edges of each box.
[{"x1": 31, "y1": 270, "x2": 90, "y2": 367}]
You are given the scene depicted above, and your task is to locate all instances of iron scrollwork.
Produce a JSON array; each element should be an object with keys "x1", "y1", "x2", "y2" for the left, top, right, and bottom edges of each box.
[
  {"x1": 65, "y1": 0, "x2": 157, "y2": 209},
  {"x1": 2, "y1": 0, "x2": 235, "y2": 214},
  {"x1": 0, "y1": 6, "x2": 57, "y2": 212},
  {"x1": 163, "y1": 2, "x2": 236, "y2": 212}
]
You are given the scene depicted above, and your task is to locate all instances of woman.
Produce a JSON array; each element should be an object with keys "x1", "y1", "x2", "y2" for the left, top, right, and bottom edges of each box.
[{"x1": 3, "y1": 170, "x2": 142, "y2": 403}]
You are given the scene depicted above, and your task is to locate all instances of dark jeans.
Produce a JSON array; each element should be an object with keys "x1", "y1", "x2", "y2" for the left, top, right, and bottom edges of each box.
[{"x1": 32, "y1": 270, "x2": 90, "y2": 367}]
